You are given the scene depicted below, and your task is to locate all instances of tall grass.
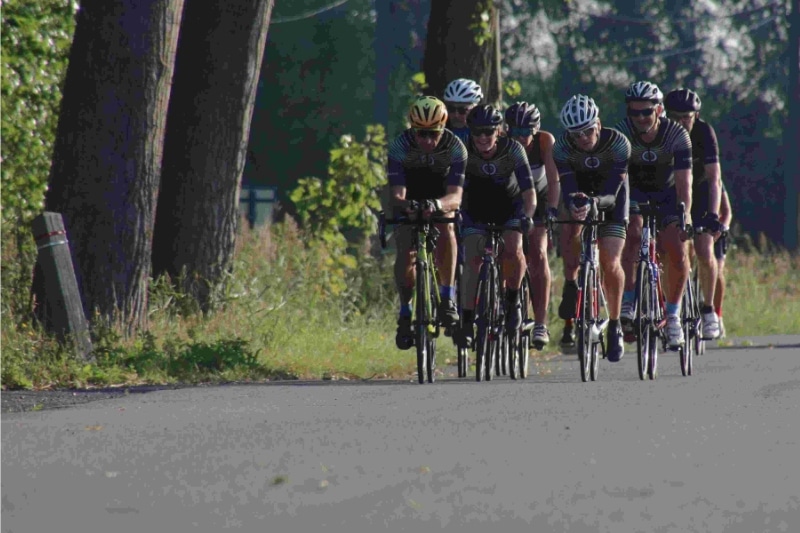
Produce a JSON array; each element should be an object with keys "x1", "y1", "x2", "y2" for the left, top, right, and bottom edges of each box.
[{"x1": 2, "y1": 220, "x2": 798, "y2": 390}]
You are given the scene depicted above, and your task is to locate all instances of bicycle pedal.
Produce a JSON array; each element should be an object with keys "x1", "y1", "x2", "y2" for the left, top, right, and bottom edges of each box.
[
  {"x1": 531, "y1": 340, "x2": 545, "y2": 351},
  {"x1": 521, "y1": 319, "x2": 535, "y2": 332}
]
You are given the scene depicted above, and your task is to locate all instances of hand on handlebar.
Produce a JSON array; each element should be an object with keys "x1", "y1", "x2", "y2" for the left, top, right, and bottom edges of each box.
[{"x1": 568, "y1": 193, "x2": 591, "y2": 221}]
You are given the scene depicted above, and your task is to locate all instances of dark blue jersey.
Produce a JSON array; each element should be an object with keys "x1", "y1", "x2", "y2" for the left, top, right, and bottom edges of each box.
[
  {"x1": 614, "y1": 116, "x2": 692, "y2": 193},
  {"x1": 689, "y1": 118, "x2": 719, "y2": 189}
]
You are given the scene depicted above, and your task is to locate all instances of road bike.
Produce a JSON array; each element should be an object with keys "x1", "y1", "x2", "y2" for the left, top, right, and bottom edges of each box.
[
  {"x1": 468, "y1": 223, "x2": 529, "y2": 382},
  {"x1": 632, "y1": 201, "x2": 668, "y2": 381},
  {"x1": 380, "y1": 204, "x2": 457, "y2": 384},
  {"x1": 554, "y1": 197, "x2": 610, "y2": 382}
]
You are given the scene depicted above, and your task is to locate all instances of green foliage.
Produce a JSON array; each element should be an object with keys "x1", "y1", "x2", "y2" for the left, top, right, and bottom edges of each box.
[
  {"x1": 503, "y1": 80, "x2": 522, "y2": 100},
  {"x1": 289, "y1": 124, "x2": 387, "y2": 292},
  {"x1": 1, "y1": 0, "x2": 76, "y2": 225},
  {"x1": 469, "y1": 6, "x2": 493, "y2": 47}
]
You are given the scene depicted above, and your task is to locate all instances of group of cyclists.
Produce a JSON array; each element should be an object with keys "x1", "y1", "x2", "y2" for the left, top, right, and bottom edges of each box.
[{"x1": 386, "y1": 76, "x2": 733, "y2": 364}]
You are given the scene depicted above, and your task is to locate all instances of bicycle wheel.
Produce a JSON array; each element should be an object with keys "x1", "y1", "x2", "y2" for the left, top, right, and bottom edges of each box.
[
  {"x1": 576, "y1": 264, "x2": 593, "y2": 382},
  {"x1": 455, "y1": 265, "x2": 470, "y2": 378},
  {"x1": 648, "y1": 268, "x2": 663, "y2": 380},
  {"x1": 474, "y1": 268, "x2": 492, "y2": 382},
  {"x1": 426, "y1": 267, "x2": 439, "y2": 383},
  {"x1": 635, "y1": 261, "x2": 651, "y2": 381},
  {"x1": 693, "y1": 270, "x2": 705, "y2": 355},
  {"x1": 518, "y1": 274, "x2": 531, "y2": 379},
  {"x1": 680, "y1": 281, "x2": 694, "y2": 377},
  {"x1": 485, "y1": 267, "x2": 500, "y2": 382},
  {"x1": 590, "y1": 281, "x2": 602, "y2": 382},
  {"x1": 414, "y1": 262, "x2": 429, "y2": 384}
]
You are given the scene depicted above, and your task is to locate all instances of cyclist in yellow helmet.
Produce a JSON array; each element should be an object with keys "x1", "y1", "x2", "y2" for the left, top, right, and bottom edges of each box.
[{"x1": 388, "y1": 96, "x2": 467, "y2": 350}]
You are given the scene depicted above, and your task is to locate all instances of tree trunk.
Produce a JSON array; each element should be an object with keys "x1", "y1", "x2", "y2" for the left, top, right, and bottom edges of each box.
[
  {"x1": 422, "y1": 0, "x2": 502, "y2": 105},
  {"x1": 43, "y1": 0, "x2": 184, "y2": 335},
  {"x1": 152, "y1": 0, "x2": 274, "y2": 309},
  {"x1": 785, "y1": 0, "x2": 800, "y2": 251}
]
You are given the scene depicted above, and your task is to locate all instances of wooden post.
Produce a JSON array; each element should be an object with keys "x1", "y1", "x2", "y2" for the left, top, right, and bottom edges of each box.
[{"x1": 31, "y1": 212, "x2": 93, "y2": 359}]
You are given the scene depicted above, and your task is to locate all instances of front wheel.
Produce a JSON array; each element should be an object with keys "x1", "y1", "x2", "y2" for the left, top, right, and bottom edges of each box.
[
  {"x1": 576, "y1": 264, "x2": 594, "y2": 383},
  {"x1": 636, "y1": 261, "x2": 651, "y2": 381},
  {"x1": 415, "y1": 262, "x2": 434, "y2": 384}
]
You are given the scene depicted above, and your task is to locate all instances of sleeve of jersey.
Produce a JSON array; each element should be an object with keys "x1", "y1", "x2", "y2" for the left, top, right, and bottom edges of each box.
[
  {"x1": 596, "y1": 134, "x2": 631, "y2": 211},
  {"x1": 552, "y1": 138, "x2": 574, "y2": 178},
  {"x1": 445, "y1": 137, "x2": 467, "y2": 187},
  {"x1": 511, "y1": 141, "x2": 535, "y2": 191},
  {"x1": 387, "y1": 135, "x2": 409, "y2": 187},
  {"x1": 703, "y1": 123, "x2": 720, "y2": 165},
  {"x1": 672, "y1": 126, "x2": 693, "y2": 171}
]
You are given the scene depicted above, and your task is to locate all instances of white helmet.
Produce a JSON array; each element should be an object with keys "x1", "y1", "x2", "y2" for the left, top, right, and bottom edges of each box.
[
  {"x1": 560, "y1": 94, "x2": 599, "y2": 131},
  {"x1": 443, "y1": 78, "x2": 483, "y2": 104},
  {"x1": 625, "y1": 81, "x2": 663, "y2": 103}
]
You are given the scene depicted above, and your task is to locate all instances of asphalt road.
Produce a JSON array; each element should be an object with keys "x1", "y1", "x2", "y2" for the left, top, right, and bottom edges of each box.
[{"x1": 3, "y1": 336, "x2": 799, "y2": 533}]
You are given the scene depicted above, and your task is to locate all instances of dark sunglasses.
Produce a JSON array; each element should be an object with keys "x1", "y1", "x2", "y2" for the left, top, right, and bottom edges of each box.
[
  {"x1": 470, "y1": 127, "x2": 496, "y2": 137},
  {"x1": 415, "y1": 129, "x2": 442, "y2": 139},
  {"x1": 667, "y1": 111, "x2": 696, "y2": 120},
  {"x1": 510, "y1": 127, "x2": 535, "y2": 137},
  {"x1": 627, "y1": 107, "x2": 657, "y2": 117},
  {"x1": 568, "y1": 125, "x2": 596, "y2": 139},
  {"x1": 447, "y1": 104, "x2": 471, "y2": 115}
]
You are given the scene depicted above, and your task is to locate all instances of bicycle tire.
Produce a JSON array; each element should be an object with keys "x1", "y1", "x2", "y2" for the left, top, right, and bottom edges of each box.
[
  {"x1": 693, "y1": 270, "x2": 705, "y2": 355},
  {"x1": 577, "y1": 263, "x2": 593, "y2": 383},
  {"x1": 426, "y1": 265, "x2": 438, "y2": 383},
  {"x1": 636, "y1": 261, "x2": 651, "y2": 381},
  {"x1": 680, "y1": 280, "x2": 694, "y2": 377},
  {"x1": 454, "y1": 265, "x2": 470, "y2": 378},
  {"x1": 485, "y1": 266, "x2": 499, "y2": 382},
  {"x1": 414, "y1": 262, "x2": 429, "y2": 384},
  {"x1": 475, "y1": 272, "x2": 491, "y2": 382},
  {"x1": 518, "y1": 274, "x2": 531, "y2": 379}
]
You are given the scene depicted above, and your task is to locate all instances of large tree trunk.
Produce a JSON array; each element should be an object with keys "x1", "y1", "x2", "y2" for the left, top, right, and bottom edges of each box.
[
  {"x1": 422, "y1": 0, "x2": 502, "y2": 104},
  {"x1": 151, "y1": 0, "x2": 274, "y2": 310},
  {"x1": 785, "y1": 0, "x2": 800, "y2": 251},
  {"x1": 43, "y1": 0, "x2": 184, "y2": 335}
]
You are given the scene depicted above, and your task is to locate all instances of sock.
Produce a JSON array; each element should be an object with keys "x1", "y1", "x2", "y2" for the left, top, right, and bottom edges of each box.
[
  {"x1": 609, "y1": 318, "x2": 619, "y2": 330},
  {"x1": 564, "y1": 279, "x2": 578, "y2": 291},
  {"x1": 399, "y1": 302, "x2": 412, "y2": 318},
  {"x1": 462, "y1": 308, "x2": 475, "y2": 326},
  {"x1": 623, "y1": 290, "x2": 635, "y2": 304},
  {"x1": 666, "y1": 302, "x2": 680, "y2": 317},
  {"x1": 715, "y1": 305, "x2": 723, "y2": 317},
  {"x1": 506, "y1": 288, "x2": 520, "y2": 305},
  {"x1": 439, "y1": 285, "x2": 456, "y2": 301},
  {"x1": 702, "y1": 305, "x2": 714, "y2": 315}
]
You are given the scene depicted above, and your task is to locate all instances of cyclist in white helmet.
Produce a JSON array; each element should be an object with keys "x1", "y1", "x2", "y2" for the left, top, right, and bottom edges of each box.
[
  {"x1": 615, "y1": 80, "x2": 694, "y2": 350},
  {"x1": 553, "y1": 95, "x2": 632, "y2": 362},
  {"x1": 443, "y1": 78, "x2": 483, "y2": 145}
]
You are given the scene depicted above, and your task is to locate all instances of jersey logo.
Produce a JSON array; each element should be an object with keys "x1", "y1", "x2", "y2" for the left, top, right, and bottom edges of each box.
[
  {"x1": 584, "y1": 156, "x2": 601, "y2": 169},
  {"x1": 481, "y1": 163, "x2": 498, "y2": 176},
  {"x1": 420, "y1": 154, "x2": 435, "y2": 166},
  {"x1": 641, "y1": 150, "x2": 658, "y2": 163}
]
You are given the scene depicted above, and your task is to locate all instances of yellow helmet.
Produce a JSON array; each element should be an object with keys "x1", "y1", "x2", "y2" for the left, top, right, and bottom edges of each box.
[{"x1": 408, "y1": 96, "x2": 448, "y2": 130}]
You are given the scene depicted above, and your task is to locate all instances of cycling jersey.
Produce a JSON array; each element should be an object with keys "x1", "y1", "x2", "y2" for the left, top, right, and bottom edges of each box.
[
  {"x1": 448, "y1": 125, "x2": 470, "y2": 146},
  {"x1": 521, "y1": 132, "x2": 549, "y2": 196},
  {"x1": 688, "y1": 118, "x2": 719, "y2": 188},
  {"x1": 387, "y1": 128, "x2": 467, "y2": 201},
  {"x1": 614, "y1": 116, "x2": 692, "y2": 193},
  {"x1": 461, "y1": 136, "x2": 533, "y2": 225}
]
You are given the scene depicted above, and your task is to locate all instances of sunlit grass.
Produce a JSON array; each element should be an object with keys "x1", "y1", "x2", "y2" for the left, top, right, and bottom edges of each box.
[{"x1": 2, "y1": 219, "x2": 799, "y2": 390}]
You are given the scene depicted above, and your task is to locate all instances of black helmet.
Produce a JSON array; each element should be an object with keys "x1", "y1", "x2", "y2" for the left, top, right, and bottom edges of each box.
[
  {"x1": 664, "y1": 88, "x2": 702, "y2": 112},
  {"x1": 504, "y1": 102, "x2": 541, "y2": 128},
  {"x1": 467, "y1": 104, "x2": 503, "y2": 127}
]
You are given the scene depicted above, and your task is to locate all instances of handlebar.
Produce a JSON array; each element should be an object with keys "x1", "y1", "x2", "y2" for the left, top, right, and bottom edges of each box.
[{"x1": 378, "y1": 209, "x2": 459, "y2": 249}]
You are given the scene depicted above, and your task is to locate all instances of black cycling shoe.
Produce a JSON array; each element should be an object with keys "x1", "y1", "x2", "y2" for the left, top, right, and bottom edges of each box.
[
  {"x1": 456, "y1": 322, "x2": 474, "y2": 350},
  {"x1": 558, "y1": 281, "x2": 578, "y2": 320},
  {"x1": 606, "y1": 321, "x2": 624, "y2": 362},
  {"x1": 395, "y1": 316, "x2": 414, "y2": 350},
  {"x1": 560, "y1": 323, "x2": 576, "y2": 349},
  {"x1": 438, "y1": 298, "x2": 460, "y2": 329}
]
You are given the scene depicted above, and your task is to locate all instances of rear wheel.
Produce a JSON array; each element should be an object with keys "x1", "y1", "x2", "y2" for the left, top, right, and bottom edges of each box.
[
  {"x1": 680, "y1": 283, "x2": 694, "y2": 377},
  {"x1": 636, "y1": 261, "x2": 651, "y2": 381},
  {"x1": 454, "y1": 265, "x2": 470, "y2": 378},
  {"x1": 577, "y1": 264, "x2": 593, "y2": 383},
  {"x1": 693, "y1": 271, "x2": 705, "y2": 355}
]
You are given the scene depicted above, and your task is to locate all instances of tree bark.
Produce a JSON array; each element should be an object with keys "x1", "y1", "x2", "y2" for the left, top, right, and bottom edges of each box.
[
  {"x1": 43, "y1": 0, "x2": 184, "y2": 335},
  {"x1": 152, "y1": 0, "x2": 274, "y2": 309},
  {"x1": 422, "y1": 0, "x2": 502, "y2": 104},
  {"x1": 785, "y1": 0, "x2": 800, "y2": 251}
]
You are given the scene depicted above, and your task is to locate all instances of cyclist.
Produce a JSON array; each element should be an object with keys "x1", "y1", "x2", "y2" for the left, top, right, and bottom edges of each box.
[
  {"x1": 443, "y1": 78, "x2": 483, "y2": 145},
  {"x1": 388, "y1": 96, "x2": 467, "y2": 350},
  {"x1": 715, "y1": 181, "x2": 733, "y2": 338},
  {"x1": 456, "y1": 104, "x2": 536, "y2": 348},
  {"x1": 505, "y1": 101, "x2": 558, "y2": 347},
  {"x1": 617, "y1": 81, "x2": 693, "y2": 350},
  {"x1": 553, "y1": 94, "x2": 631, "y2": 362},
  {"x1": 664, "y1": 88, "x2": 722, "y2": 340}
]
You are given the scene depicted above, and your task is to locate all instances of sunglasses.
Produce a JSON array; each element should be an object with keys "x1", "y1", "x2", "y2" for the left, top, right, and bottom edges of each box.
[
  {"x1": 415, "y1": 129, "x2": 442, "y2": 139},
  {"x1": 447, "y1": 104, "x2": 471, "y2": 115},
  {"x1": 568, "y1": 125, "x2": 596, "y2": 139},
  {"x1": 470, "y1": 127, "x2": 496, "y2": 137},
  {"x1": 510, "y1": 127, "x2": 535, "y2": 137},
  {"x1": 668, "y1": 111, "x2": 696, "y2": 120},
  {"x1": 627, "y1": 107, "x2": 657, "y2": 117}
]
